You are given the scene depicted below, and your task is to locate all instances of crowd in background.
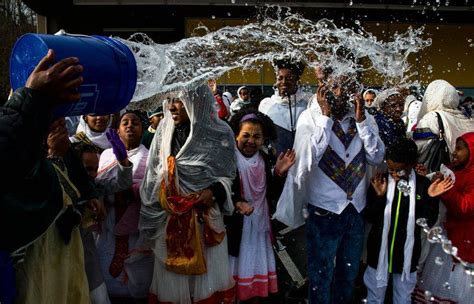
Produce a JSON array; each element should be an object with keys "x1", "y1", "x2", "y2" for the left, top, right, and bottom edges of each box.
[{"x1": 1, "y1": 49, "x2": 474, "y2": 304}]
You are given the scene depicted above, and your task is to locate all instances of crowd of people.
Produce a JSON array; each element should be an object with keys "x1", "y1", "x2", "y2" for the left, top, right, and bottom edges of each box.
[{"x1": 1, "y1": 48, "x2": 473, "y2": 304}]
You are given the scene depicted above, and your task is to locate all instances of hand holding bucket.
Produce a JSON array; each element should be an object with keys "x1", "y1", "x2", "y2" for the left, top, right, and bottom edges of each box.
[
  {"x1": 10, "y1": 33, "x2": 137, "y2": 117},
  {"x1": 25, "y1": 49, "x2": 84, "y2": 106}
]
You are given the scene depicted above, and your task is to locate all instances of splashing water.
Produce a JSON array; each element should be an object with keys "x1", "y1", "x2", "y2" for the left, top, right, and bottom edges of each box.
[
  {"x1": 117, "y1": 6, "x2": 431, "y2": 110},
  {"x1": 417, "y1": 218, "x2": 474, "y2": 278}
]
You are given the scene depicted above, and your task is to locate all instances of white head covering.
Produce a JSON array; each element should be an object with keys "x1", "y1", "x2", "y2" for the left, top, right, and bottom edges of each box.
[
  {"x1": 236, "y1": 86, "x2": 248, "y2": 99},
  {"x1": 372, "y1": 88, "x2": 400, "y2": 109},
  {"x1": 69, "y1": 115, "x2": 112, "y2": 150},
  {"x1": 417, "y1": 79, "x2": 460, "y2": 120},
  {"x1": 222, "y1": 91, "x2": 233, "y2": 113},
  {"x1": 415, "y1": 79, "x2": 474, "y2": 153},
  {"x1": 140, "y1": 84, "x2": 236, "y2": 238}
]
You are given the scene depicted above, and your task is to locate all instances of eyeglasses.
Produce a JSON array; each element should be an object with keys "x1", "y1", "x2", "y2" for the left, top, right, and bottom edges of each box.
[{"x1": 387, "y1": 167, "x2": 407, "y2": 177}]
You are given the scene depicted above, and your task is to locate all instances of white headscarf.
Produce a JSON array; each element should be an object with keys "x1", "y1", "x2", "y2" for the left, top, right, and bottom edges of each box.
[
  {"x1": 372, "y1": 88, "x2": 400, "y2": 109},
  {"x1": 69, "y1": 115, "x2": 112, "y2": 150},
  {"x1": 139, "y1": 84, "x2": 236, "y2": 238},
  {"x1": 417, "y1": 79, "x2": 460, "y2": 119},
  {"x1": 363, "y1": 88, "x2": 378, "y2": 108},
  {"x1": 416, "y1": 80, "x2": 474, "y2": 153}
]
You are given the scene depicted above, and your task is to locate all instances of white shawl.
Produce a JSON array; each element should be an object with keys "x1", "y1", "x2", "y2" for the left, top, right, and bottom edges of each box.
[
  {"x1": 139, "y1": 84, "x2": 236, "y2": 238},
  {"x1": 258, "y1": 88, "x2": 311, "y2": 131},
  {"x1": 272, "y1": 106, "x2": 321, "y2": 228},
  {"x1": 236, "y1": 149, "x2": 269, "y2": 232},
  {"x1": 376, "y1": 170, "x2": 416, "y2": 288},
  {"x1": 416, "y1": 79, "x2": 474, "y2": 153}
]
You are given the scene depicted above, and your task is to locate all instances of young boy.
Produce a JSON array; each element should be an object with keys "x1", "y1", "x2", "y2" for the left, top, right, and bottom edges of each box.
[{"x1": 364, "y1": 137, "x2": 440, "y2": 304}]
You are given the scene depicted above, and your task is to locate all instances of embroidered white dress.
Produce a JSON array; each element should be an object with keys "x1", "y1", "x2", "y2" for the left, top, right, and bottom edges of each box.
[{"x1": 229, "y1": 150, "x2": 278, "y2": 300}]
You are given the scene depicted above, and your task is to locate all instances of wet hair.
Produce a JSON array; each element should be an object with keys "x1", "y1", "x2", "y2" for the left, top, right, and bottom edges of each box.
[
  {"x1": 273, "y1": 57, "x2": 305, "y2": 79},
  {"x1": 386, "y1": 137, "x2": 418, "y2": 165},
  {"x1": 229, "y1": 108, "x2": 277, "y2": 142},
  {"x1": 73, "y1": 142, "x2": 100, "y2": 159}
]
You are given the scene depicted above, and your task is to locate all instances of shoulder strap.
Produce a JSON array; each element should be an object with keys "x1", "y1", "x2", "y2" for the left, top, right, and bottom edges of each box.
[{"x1": 435, "y1": 112, "x2": 446, "y2": 139}]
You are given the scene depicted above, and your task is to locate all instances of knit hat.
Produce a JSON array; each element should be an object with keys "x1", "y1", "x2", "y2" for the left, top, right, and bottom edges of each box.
[{"x1": 147, "y1": 106, "x2": 163, "y2": 119}]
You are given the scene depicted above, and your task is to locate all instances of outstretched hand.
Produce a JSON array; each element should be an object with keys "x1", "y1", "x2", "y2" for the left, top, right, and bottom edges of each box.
[
  {"x1": 106, "y1": 129, "x2": 128, "y2": 163},
  {"x1": 371, "y1": 172, "x2": 387, "y2": 197},
  {"x1": 428, "y1": 177, "x2": 455, "y2": 197},
  {"x1": 25, "y1": 49, "x2": 83, "y2": 105},
  {"x1": 275, "y1": 149, "x2": 296, "y2": 177},
  {"x1": 415, "y1": 164, "x2": 428, "y2": 176}
]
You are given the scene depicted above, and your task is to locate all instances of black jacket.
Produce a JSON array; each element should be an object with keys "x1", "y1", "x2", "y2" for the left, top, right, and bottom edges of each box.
[
  {"x1": 225, "y1": 151, "x2": 285, "y2": 257},
  {"x1": 0, "y1": 88, "x2": 97, "y2": 251},
  {"x1": 365, "y1": 173, "x2": 438, "y2": 273}
]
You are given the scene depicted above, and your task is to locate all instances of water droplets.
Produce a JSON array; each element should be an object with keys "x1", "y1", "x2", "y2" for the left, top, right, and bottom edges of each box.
[
  {"x1": 302, "y1": 208, "x2": 309, "y2": 219},
  {"x1": 123, "y1": 7, "x2": 431, "y2": 108},
  {"x1": 464, "y1": 267, "x2": 474, "y2": 276},
  {"x1": 443, "y1": 282, "x2": 451, "y2": 290},
  {"x1": 231, "y1": 0, "x2": 236, "y2": 3},
  {"x1": 424, "y1": 290, "x2": 432, "y2": 299},
  {"x1": 354, "y1": 20, "x2": 360, "y2": 26},
  {"x1": 435, "y1": 256, "x2": 444, "y2": 265},
  {"x1": 349, "y1": 0, "x2": 353, "y2": 6},
  {"x1": 416, "y1": 218, "x2": 428, "y2": 227},
  {"x1": 221, "y1": 139, "x2": 230, "y2": 147},
  {"x1": 346, "y1": 263, "x2": 352, "y2": 267}
]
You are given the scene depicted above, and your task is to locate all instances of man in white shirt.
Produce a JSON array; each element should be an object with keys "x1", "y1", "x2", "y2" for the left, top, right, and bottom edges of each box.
[
  {"x1": 258, "y1": 58, "x2": 312, "y2": 155},
  {"x1": 275, "y1": 75, "x2": 385, "y2": 303}
]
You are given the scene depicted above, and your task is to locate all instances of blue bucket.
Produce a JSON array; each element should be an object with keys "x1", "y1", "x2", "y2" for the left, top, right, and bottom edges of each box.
[{"x1": 9, "y1": 33, "x2": 137, "y2": 117}]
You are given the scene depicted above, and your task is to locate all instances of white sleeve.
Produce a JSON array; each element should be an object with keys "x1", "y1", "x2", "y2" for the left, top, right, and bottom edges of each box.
[
  {"x1": 309, "y1": 115, "x2": 333, "y2": 165},
  {"x1": 96, "y1": 162, "x2": 133, "y2": 196},
  {"x1": 356, "y1": 114, "x2": 385, "y2": 166}
]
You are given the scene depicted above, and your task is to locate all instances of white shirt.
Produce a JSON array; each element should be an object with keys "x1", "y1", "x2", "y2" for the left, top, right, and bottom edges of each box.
[
  {"x1": 306, "y1": 113, "x2": 385, "y2": 214},
  {"x1": 258, "y1": 89, "x2": 311, "y2": 131},
  {"x1": 274, "y1": 108, "x2": 385, "y2": 228}
]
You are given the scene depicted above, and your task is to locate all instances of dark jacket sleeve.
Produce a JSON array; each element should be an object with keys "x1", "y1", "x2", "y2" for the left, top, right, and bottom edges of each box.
[
  {"x1": 0, "y1": 88, "x2": 52, "y2": 186},
  {"x1": 224, "y1": 170, "x2": 244, "y2": 257},
  {"x1": 64, "y1": 148, "x2": 99, "y2": 204},
  {"x1": 365, "y1": 184, "x2": 387, "y2": 223},
  {"x1": 0, "y1": 88, "x2": 64, "y2": 252},
  {"x1": 208, "y1": 181, "x2": 228, "y2": 211}
]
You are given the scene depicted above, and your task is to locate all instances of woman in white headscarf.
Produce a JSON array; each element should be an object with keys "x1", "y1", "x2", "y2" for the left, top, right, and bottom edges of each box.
[
  {"x1": 414, "y1": 79, "x2": 474, "y2": 156},
  {"x1": 140, "y1": 84, "x2": 237, "y2": 303},
  {"x1": 70, "y1": 114, "x2": 112, "y2": 151}
]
